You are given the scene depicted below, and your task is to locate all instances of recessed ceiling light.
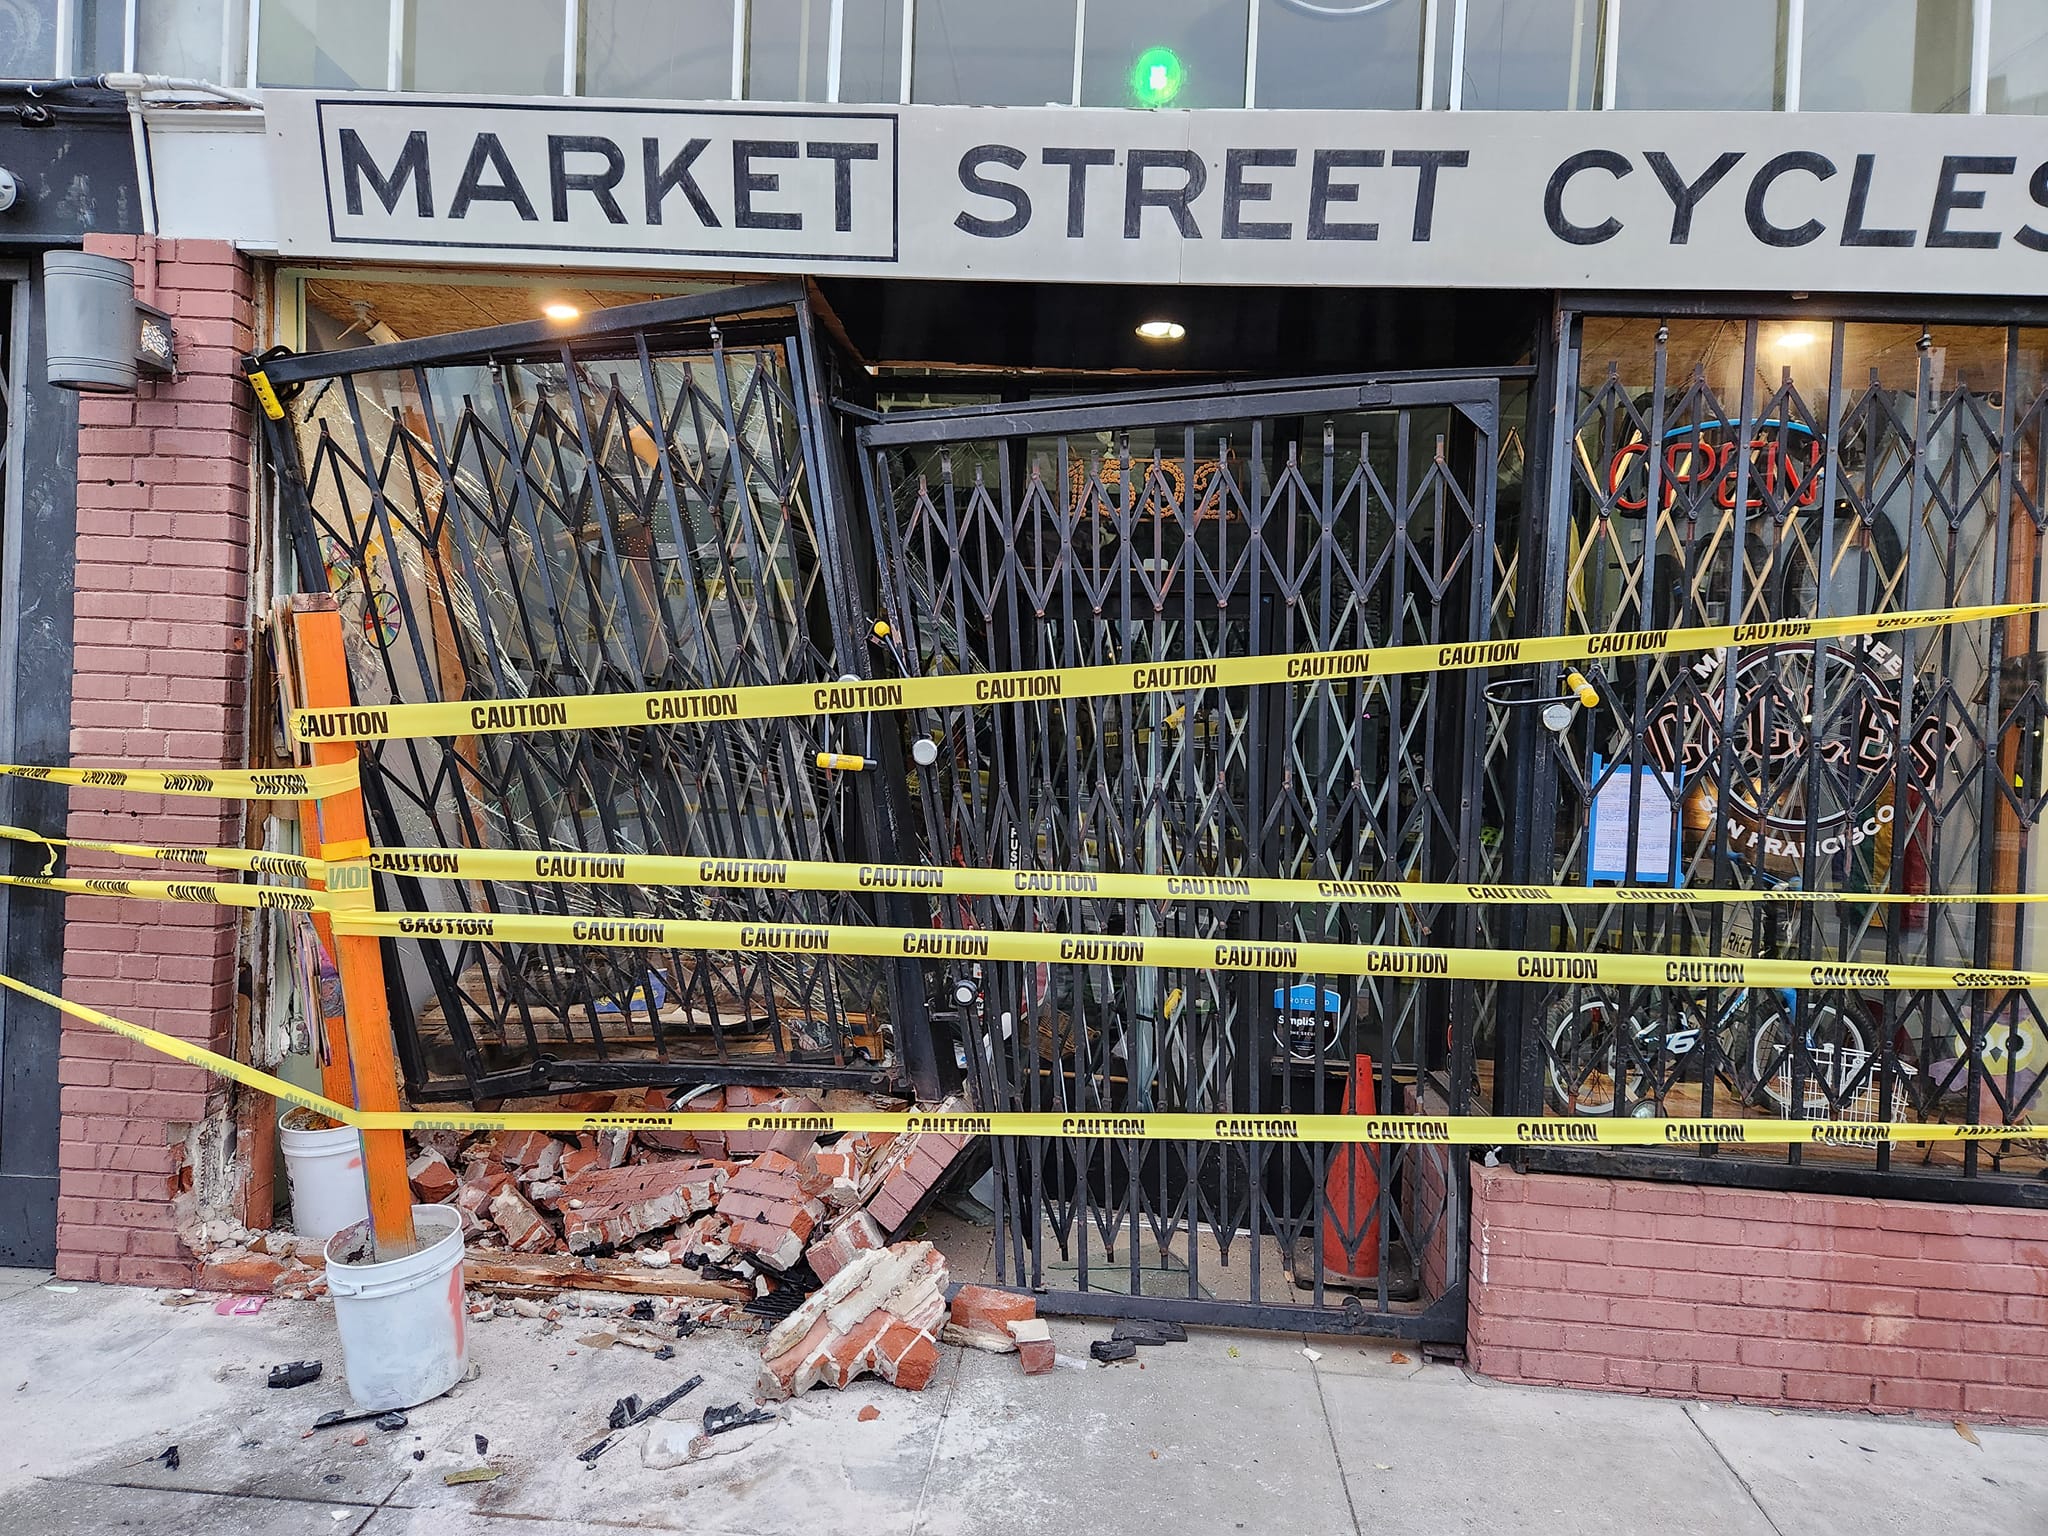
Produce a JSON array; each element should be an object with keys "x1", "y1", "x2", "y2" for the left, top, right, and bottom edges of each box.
[
  {"x1": 1776, "y1": 329, "x2": 1816, "y2": 349},
  {"x1": 542, "y1": 302, "x2": 580, "y2": 322},
  {"x1": 1136, "y1": 319, "x2": 1186, "y2": 341}
]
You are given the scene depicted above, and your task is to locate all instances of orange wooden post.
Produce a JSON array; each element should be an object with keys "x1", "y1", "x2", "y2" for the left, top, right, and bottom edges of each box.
[
  {"x1": 293, "y1": 796, "x2": 356, "y2": 1108},
  {"x1": 291, "y1": 595, "x2": 419, "y2": 1257}
]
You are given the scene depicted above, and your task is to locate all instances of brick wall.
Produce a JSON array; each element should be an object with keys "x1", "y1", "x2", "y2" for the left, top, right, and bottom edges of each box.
[
  {"x1": 54, "y1": 236, "x2": 255, "y2": 1286},
  {"x1": 1468, "y1": 1161, "x2": 2048, "y2": 1425}
]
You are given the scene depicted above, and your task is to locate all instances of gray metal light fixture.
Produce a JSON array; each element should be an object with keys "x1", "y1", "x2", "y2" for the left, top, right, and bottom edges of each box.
[{"x1": 43, "y1": 250, "x2": 176, "y2": 393}]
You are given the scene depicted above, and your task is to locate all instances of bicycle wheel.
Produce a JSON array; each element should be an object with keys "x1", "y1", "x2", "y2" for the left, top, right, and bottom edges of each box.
[
  {"x1": 1744, "y1": 1002, "x2": 1869, "y2": 1116},
  {"x1": 1545, "y1": 992, "x2": 1624, "y2": 1116}
]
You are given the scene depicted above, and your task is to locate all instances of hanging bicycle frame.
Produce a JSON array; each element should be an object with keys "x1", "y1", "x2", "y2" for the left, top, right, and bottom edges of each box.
[
  {"x1": 254, "y1": 283, "x2": 938, "y2": 1102},
  {"x1": 854, "y1": 373, "x2": 1502, "y2": 1339}
]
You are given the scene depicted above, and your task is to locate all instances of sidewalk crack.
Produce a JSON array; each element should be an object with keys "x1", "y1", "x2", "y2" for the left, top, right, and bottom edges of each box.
[
  {"x1": 1309, "y1": 1346, "x2": 1365, "y2": 1536},
  {"x1": 1683, "y1": 1405, "x2": 1787, "y2": 1536}
]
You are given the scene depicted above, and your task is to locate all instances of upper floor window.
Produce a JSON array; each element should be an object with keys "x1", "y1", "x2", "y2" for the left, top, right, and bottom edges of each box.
[{"x1": 2, "y1": 0, "x2": 2032, "y2": 120}]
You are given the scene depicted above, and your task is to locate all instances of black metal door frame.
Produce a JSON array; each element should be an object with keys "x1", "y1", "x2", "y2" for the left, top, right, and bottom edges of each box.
[
  {"x1": 253, "y1": 282, "x2": 942, "y2": 1102},
  {"x1": 854, "y1": 370, "x2": 1507, "y2": 1339}
]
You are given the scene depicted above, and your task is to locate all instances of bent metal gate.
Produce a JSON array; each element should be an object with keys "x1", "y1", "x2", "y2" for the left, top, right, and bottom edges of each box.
[{"x1": 252, "y1": 285, "x2": 1497, "y2": 1344}]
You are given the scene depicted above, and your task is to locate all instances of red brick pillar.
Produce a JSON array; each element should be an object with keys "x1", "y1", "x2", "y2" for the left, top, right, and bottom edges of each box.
[{"x1": 54, "y1": 236, "x2": 256, "y2": 1286}]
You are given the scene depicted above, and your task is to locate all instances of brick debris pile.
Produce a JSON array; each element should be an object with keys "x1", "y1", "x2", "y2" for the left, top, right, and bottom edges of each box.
[{"x1": 191, "y1": 1085, "x2": 1071, "y2": 1396}]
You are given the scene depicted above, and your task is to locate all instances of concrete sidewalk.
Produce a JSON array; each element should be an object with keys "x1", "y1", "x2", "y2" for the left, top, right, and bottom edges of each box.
[{"x1": 0, "y1": 1265, "x2": 2041, "y2": 1536}]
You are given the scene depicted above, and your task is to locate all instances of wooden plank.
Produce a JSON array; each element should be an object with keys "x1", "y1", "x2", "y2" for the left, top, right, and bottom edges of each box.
[
  {"x1": 459, "y1": 1251, "x2": 751, "y2": 1300},
  {"x1": 292, "y1": 596, "x2": 419, "y2": 1258}
]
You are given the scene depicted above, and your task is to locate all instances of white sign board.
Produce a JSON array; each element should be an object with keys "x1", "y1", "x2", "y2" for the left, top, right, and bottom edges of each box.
[{"x1": 266, "y1": 92, "x2": 2048, "y2": 294}]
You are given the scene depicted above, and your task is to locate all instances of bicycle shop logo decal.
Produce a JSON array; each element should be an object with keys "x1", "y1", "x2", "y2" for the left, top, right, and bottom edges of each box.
[{"x1": 1645, "y1": 638, "x2": 1953, "y2": 862}]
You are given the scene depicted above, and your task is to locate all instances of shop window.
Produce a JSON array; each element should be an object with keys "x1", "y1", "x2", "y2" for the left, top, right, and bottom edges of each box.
[
  {"x1": 580, "y1": 0, "x2": 734, "y2": 100},
  {"x1": 70, "y1": 0, "x2": 125, "y2": 73},
  {"x1": 1251, "y1": 0, "x2": 1425, "y2": 110},
  {"x1": 1613, "y1": 0, "x2": 1788, "y2": 110},
  {"x1": 138, "y1": 0, "x2": 244, "y2": 80},
  {"x1": 1456, "y1": 0, "x2": 1600, "y2": 109},
  {"x1": 259, "y1": 0, "x2": 389, "y2": 88},
  {"x1": 1988, "y1": 0, "x2": 2048, "y2": 113},
  {"x1": 1081, "y1": 0, "x2": 1248, "y2": 110},
  {"x1": 0, "y1": 0, "x2": 56, "y2": 79},
  {"x1": 403, "y1": 0, "x2": 566, "y2": 95},
  {"x1": 1800, "y1": 0, "x2": 1971, "y2": 112},
  {"x1": 912, "y1": 0, "x2": 1076, "y2": 106},
  {"x1": 747, "y1": 0, "x2": 903, "y2": 102}
]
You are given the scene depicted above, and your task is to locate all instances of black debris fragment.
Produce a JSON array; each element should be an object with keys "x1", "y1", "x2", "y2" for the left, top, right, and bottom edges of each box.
[
  {"x1": 412, "y1": 1450, "x2": 425, "y2": 1462},
  {"x1": 607, "y1": 1395, "x2": 644, "y2": 1431},
  {"x1": 626, "y1": 1300, "x2": 655, "y2": 1321},
  {"x1": 267, "y1": 1361, "x2": 322, "y2": 1389},
  {"x1": 1111, "y1": 1319, "x2": 1188, "y2": 1346},
  {"x1": 157, "y1": 1446, "x2": 179, "y2": 1472},
  {"x1": 376, "y1": 1412, "x2": 408, "y2": 1432},
  {"x1": 475, "y1": 1434, "x2": 489, "y2": 1456},
  {"x1": 1091, "y1": 1339, "x2": 1138, "y2": 1364},
  {"x1": 653, "y1": 1346, "x2": 675, "y2": 1361},
  {"x1": 578, "y1": 1376, "x2": 703, "y2": 1463},
  {"x1": 702, "y1": 1402, "x2": 778, "y2": 1437}
]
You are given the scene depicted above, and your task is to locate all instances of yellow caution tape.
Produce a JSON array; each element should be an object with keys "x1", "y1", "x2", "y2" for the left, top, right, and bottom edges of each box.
[
  {"x1": 0, "y1": 873, "x2": 325, "y2": 912},
  {"x1": 355, "y1": 1107, "x2": 2032, "y2": 1146},
  {"x1": 0, "y1": 967, "x2": 355, "y2": 1125},
  {"x1": 326, "y1": 907, "x2": 2048, "y2": 995},
  {"x1": 0, "y1": 761, "x2": 357, "y2": 800},
  {"x1": 9, "y1": 825, "x2": 2048, "y2": 911},
  {"x1": 13, "y1": 869, "x2": 2046, "y2": 991},
  {"x1": 0, "y1": 957, "x2": 2025, "y2": 1145},
  {"x1": 357, "y1": 846, "x2": 2048, "y2": 909},
  {"x1": 0, "y1": 826, "x2": 323, "y2": 879},
  {"x1": 6, "y1": 966, "x2": 2026, "y2": 1146},
  {"x1": 290, "y1": 600, "x2": 2048, "y2": 743}
]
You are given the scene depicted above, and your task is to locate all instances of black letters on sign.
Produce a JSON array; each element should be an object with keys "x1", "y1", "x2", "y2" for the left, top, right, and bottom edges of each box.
[
  {"x1": 548, "y1": 135, "x2": 626, "y2": 224},
  {"x1": 1544, "y1": 150, "x2": 1631, "y2": 245},
  {"x1": 1042, "y1": 147, "x2": 1114, "y2": 238},
  {"x1": 1745, "y1": 151, "x2": 1836, "y2": 247},
  {"x1": 1222, "y1": 148, "x2": 1295, "y2": 240},
  {"x1": 955, "y1": 145, "x2": 1030, "y2": 238},
  {"x1": 1840, "y1": 153, "x2": 1914, "y2": 248},
  {"x1": 1390, "y1": 148, "x2": 1468, "y2": 241},
  {"x1": 734, "y1": 140, "x2": 802, "y2": 231},
  {"x1": 1307, "y1": 149, "x2": 1381, "y2": 241},
  {"x1": 340, "y1": 129, "x2": 432, "y2": 217},
  {"x1": 448, "y1": 133, "x2": 538, "y2": 221},
  {"x1": 1125, "y1": 149, "x2": 1207, "y2": 239},
  {"x1": 644, "y1": 137, "x2": 718, "y2": 227},
  {"x1": 807, "y1": 141, "x2": 879, "y2": 234},
  {"x1": 1644, "y1": 150, "x2": 1741, "y2": 244},
  {"x1": 1928, "y1": 155, "x2": 2014, "y2": 249},
  {"x1": 2018, "y1": 160, "x2": 2048, "y2": 252}
]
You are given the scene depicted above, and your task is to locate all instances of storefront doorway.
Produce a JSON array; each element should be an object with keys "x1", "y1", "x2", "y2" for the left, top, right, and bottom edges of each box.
[{"x1": 257, "y1": 283, "x2": 1534, "y2": 1340}]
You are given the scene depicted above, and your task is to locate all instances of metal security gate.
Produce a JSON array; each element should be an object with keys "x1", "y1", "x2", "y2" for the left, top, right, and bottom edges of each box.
[
  {"x1": 856, "y1": 377, "x2": 1500, "y2": 1338},
  {"x1": 1505, "y1": 304, "x2": 2048, "y2": 1206},
  {"x1": 255, "y1": 284, "x2": 937, "y2": 1102}
]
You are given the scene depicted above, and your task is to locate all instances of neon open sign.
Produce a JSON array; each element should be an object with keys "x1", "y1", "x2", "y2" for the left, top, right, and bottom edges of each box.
[{"x1": 1604, "y1": 419, "x2": 1823, "y2": 517}]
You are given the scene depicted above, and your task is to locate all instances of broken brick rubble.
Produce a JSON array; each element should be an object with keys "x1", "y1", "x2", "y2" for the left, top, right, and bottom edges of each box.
[
  {"x1": 757, "y1": 1241, "x2": 948, "y2": 1398},
  {"x1": 941, "y1": 1284, "x2": 1035, "y2": 1353},
  {"x1": 561, "y1": 1161, "x2": 727, "y2": 1254}
]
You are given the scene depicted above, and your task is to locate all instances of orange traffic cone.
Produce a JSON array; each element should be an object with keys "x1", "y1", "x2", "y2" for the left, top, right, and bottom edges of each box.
[{"x1": 1319, "y1": 1053, "x2": 1382, "y2": 1283}]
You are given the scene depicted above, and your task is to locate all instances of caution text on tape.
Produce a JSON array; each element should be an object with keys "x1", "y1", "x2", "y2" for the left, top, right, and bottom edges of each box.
[
  {"x1": 8, "y1": 966, "x2": 2028, "y2": 1146},
  {"x1": 0, "y1": 761, "x2": 357, "y2": 800},
  {"x1": 328, "y1": 907, "x2": 2047, "y2": 995},
  {"x1": 290, "y1": 601, "x2": 2048, "y2": 743}
]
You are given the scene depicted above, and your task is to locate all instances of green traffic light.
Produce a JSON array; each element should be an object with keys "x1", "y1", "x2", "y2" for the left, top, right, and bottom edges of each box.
[{"x1": 1130, "y1": 46, "x2": 1185, "y2": 108}]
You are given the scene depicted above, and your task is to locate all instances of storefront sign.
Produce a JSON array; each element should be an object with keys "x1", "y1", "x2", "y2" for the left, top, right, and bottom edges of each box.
[{"x1": 265, "y1": 93, "x2": 2048, "y2": 293}]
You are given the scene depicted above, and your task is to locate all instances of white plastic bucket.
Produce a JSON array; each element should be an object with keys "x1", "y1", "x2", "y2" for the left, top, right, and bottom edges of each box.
[
  {"x1": 277, "y1": 1107, "x2": 369, "y2": 1247},
  {"x1": 324, "y1": 1205, "x2": 468, "y2": 1412}
]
